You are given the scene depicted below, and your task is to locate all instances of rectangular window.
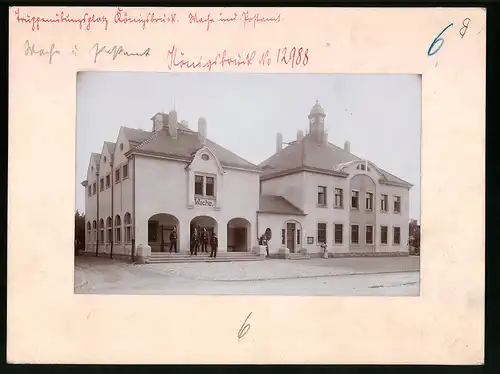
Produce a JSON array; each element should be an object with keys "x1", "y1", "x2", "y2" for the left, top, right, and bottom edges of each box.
[
  {"x1": 99, "y1": 178, "x2": 104, "y2": 191},
  {"x1": 317, "y1": 223, "x2": 327, "y2": 244},
  {"x1": 297, "y1": 229, "x2": 301, "y2": 245},
  {"x1": 334, "y1": 188, "x2": 343, "y2": 208},
  {"x1": 351, "y1": 190, "x2": 359, "y2": 209},
  {"x1": 92, "y1": 182, "x2": 96, "y2": 195},
  {"x1": 334, "y1": 224, "x2": 343, "y2": 244},
  {"x1": 115, "y1": 227, "x2": 121, "y2": 243},
  {"x1": 123, "y1": 163, "x2": 129, "y2": 179},
  {"x1": 115, "y1": 168, "x2": 120, "y2": 183},
  {"x1": 88, "y1": 186, "x2": 92, "y2": 197},
  {"x1": 365, "y1": 192, "x2": 373, "y2": 210},
  {"x1": 106, "y1": 175, "x2": 110, "y2": 188},
  {"x1": 317, "y1": 186, "x2": 327, "y2": 206},
  {"x1": 107, "y1": 227, "x2": 112, "y2": 243},
  {"x1": 194, "y1": 175, "x2": 204, "y2": 195},
  {"x1": 394, "y1": 196, "x2": 401, "y2": 213},
  {"x1": 365, "y1": 225, "x2": 373, "y2": 244},
  {"x1": 125, "y1": 226, "x2": 131, "y2": 243},
  {"x1": 205, "y1": 176, "x2": 214, "y2": 196},
  {"x1": 381, "y1": 194, "x2": 388, "y2": 212},
  {"x1": 351, "y1": 224, "x2": 359, "y2": 244},
  {"x1": 381, "y1": 226, "x2": 388, "y2": 244},
  {"x1": 281, "y1": 229, "x2": 286, "y2": 245},
  {"x1": 148, "y1": 221, "x2": 158, "y2": 242},
  {"x1": 393, "y1": 226, "x2": 401, "y2": 245}
]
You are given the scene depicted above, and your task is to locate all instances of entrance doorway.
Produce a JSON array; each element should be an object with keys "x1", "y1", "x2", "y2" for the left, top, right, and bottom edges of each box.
[
  {"x1": 286, "y1": 222, "x2": 296, "y2": 253},
  {"x1": 227, "y1": 217, "x2": 251, "y2": 252},
  {"x1": 148, "y1": 213, "x2": 180, "y2": 252},
  {"x1": 190, "y1": 215, "x2": 218, "y2": 252}
]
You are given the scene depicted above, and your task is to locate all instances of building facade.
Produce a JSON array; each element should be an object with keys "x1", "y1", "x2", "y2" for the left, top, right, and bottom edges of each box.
[{"x1": 82, "y1": 102, "x2": 412, "y2": 259}]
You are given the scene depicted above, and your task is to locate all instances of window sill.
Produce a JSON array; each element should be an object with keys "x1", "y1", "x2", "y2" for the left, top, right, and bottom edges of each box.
[
  {"x1": 333, "y1": 242, "x2": 343, "y2": 245},
  {"x1": 380, "y1": 243, "x2": 388, "y2": 246},
  {"x1": 393, "y1": 212, "x2": 401, "y2": 215},
  {"x1": 333, "y1": 205, "x2": 344, "y2": 209},
  {"x1": 350, "y1": 243, "x2": 360, "y2": 246},
  {"x1": 123, "y1": 176, "x2": 129, "y2": 180},
  {"x1": 115, "y1": 180, "x2": 121, "y2": 184},
  {"x1": 316, "y1": 204, "x2": 328, "y2": 208},
  {"x1": 365, "y1": 209, "x2": 373, "y2": 213},
  {"x1": 350, "y1": 207, "x2": 359, "y2": 211},
  {"x1": 380, "y1": 210, "x2": 388, "y2": 214},
  {"x1": 195, "y1": 195, "x2": 216, "y2": 199}
]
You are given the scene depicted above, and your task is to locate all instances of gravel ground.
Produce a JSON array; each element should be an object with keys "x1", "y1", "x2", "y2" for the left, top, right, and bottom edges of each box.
[{"x1": 74, "y1": 256, "x2": 420, "y2": 296}]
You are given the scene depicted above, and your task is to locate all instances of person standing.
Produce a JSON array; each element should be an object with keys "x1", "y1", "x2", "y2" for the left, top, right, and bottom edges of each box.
[
  {"x1": 210, "y1": 233, "x2": 218, "y2": 258},
  {"x1": 169, "y1": 226, "x2": 178, "y2": 253},
  {"x1": 202, "y1": 228, "x2": 209, "y2": 253},
  {"x1": 191, "y1": 228, "x2": 198, "y2": 256}
]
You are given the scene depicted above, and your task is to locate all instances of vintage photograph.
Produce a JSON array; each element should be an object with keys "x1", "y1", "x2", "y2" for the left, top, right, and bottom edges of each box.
[{"x1": 74, "y1": 72, "x2": 421, "y2": 296}]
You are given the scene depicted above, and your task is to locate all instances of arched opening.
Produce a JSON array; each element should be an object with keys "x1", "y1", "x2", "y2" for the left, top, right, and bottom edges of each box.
[
  {"x1": 148, "y1": 213, "x2": 180, "y2": 252},
  {"x1": 87, "y1": 222, "x2": 91, "y2": 243},
  {"x1": 190, "y1": 215, "x2": 218, "y2": 254},
  {"x1": 124, "y1": 213, "x2": 132, "y2": 243},
  {"x1": 115, "y1": 215, "x2": 122, "y2": 244},
  {"x1": 92, "y1": 220, "x2": 97, "y2": 243},
  {"x1": 227, "y1": 217, "x2": 251, "y2": 252},
  {"x1": 282, "y1": 220, "x2": 303, "y2": 253},
  {"x1": 106, "y1": 217, "x2": 112, "y2": 244},
  {"x1": 99, "y1": 219, "x2": 104, "y2": 243}
]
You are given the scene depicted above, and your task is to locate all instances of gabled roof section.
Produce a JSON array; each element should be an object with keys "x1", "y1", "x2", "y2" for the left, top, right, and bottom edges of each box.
[
  {"x1": 259, "y1": 133, "x2": 412, "y2": 187},
  {"x1": 129, "y1": 128, "x2": 260, "y2": 171},
  {"x1": 104, "y1": 141, "x2": 116, "y2": 155},
  {"x1": 259, "y1": 195, "x2": 306, "y2": 216}
]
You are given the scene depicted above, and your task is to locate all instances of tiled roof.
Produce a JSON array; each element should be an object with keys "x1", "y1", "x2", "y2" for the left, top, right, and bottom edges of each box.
[
  {"x1": 122, "y1": 127, "x2": 153, "y2": 145},
  {"x1": 133, "y1": 128, "x2": 260, "y2": 171},
  {"x1": 259, "y1": 133, "x2": 412, "y2": 187},
  {"x1": 259, "y1": 195, "x2": 306, "y2": 215}
]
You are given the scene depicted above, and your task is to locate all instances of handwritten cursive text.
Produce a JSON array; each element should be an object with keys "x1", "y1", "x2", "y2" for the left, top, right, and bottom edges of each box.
[
  {"x1": 90, "y1": 43, "x2": 151, "y2": 63},
  {"x1": 24, "y1": 40, "x2": 60, "y2": 64},
  {"x1": 237, "y1": 312, "x2": 252, "y2": 342},
  {"x1": 114, "y1": 7, "x2": 177, "y2": 30},
  {"x1": 15, "y1": 8, "x2": 109, "y2": 31},
  {"x1": 167, "y1": 45, "x2": 256, "y2": 72}
]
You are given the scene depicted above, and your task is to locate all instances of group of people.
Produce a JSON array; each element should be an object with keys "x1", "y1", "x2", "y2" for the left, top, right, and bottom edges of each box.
[{"x1": 191, "y1": 227, "x2": 218, "y2": 258}]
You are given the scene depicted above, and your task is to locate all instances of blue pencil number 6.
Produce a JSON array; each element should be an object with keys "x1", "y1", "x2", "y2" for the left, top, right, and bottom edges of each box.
[{"x1": 428, "y1": 23, "x2": 454, "y2": 56}]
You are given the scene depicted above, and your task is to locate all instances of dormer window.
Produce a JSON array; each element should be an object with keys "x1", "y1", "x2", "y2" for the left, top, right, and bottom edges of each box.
[
  {"x1": 194, "y1": 174, "x2": 215, "y2": 197},
  {"x1": 357, "y1": 164, "x2": 371, "y2": 171},
  {"x1": 104, "y1": 156, "x2": 107, "y2": 163},
  {"x1": 201, "y1": 154, "x2": 210, "y2": 161},
  {"x1": 120, "y1": 143, "x2": 124, "y2": 151}
]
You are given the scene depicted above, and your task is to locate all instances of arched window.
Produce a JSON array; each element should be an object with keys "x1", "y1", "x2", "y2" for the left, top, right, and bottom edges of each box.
[
  {"x1": 115, "y1": 215, "x2": 122, "y2": 244},
  {"x1": 124, "y1": 213, "x2": 132, "y2": 243},
  {"x1": 106, "y1": 217, "x2": 113, "y2": 243},
  {"x1": 92, "y1": 220, "x2": 97, "y2": 243},
  {"x1": 87, "y1": 222, "x2": 91, "y2": 243},
  {"x1": 99, "y1": 219, "x2": 104, "y2": 243}
]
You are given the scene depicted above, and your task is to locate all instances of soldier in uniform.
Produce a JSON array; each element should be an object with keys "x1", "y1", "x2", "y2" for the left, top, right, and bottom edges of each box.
[
  {"x1": 210, "y1": 233, "x2": 218, "y2": 258},
  {"x1": 202, "y1": 228, "x2": 209, "y2": 253},
  {"x1": 169, "y1": 226, "x2": 178, "y2": 253}
]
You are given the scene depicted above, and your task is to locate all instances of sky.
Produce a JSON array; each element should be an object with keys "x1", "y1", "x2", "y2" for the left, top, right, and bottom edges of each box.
[{"x1": 76, "y1": 73, "x2": 421, "y2": 221}]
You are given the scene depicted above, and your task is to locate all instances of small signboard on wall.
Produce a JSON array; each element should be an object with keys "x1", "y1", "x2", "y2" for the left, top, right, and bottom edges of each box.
[{"x1": 307, "y1": 237, "x2": 314, "y2": 245}]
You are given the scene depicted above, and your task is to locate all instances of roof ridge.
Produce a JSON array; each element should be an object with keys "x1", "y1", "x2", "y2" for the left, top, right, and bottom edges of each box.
[{"x1": 136, "y1": 129, "x2": 163, "y2": 149}]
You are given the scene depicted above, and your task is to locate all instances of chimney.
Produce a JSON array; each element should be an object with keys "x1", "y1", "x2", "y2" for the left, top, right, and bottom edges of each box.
[
  {"x1": 198, "y1": 117, "x2": 207, "y2": 144},
  {"x1": 168, "y1": 110, "x2": 178, "y2": 138},
  {"x1": 344, "y1": 141, "x2": 351, "y2": 153},
  {"x1": 276, "y1": 132, "x2": 283, "y2": 153},
  {"x1": 297, "y1": 130, "x2": 304, "y2": 141},
  {"x1": 153, "y1": 113, "x2": 163, "y2": 132}
]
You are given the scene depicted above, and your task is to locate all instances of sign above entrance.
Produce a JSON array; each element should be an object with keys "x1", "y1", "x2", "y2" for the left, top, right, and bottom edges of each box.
[{"x1": 195, "y1": 197, "x2": 214, "y2": 207}]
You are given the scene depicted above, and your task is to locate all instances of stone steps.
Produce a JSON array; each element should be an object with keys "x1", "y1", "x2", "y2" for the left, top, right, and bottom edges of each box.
[
  {"x1": 287, "y1": 253, "x2": 311, "y2": 260},
  {"x1": 147, "y1": 252, "x2": 264, "y2": 263}
]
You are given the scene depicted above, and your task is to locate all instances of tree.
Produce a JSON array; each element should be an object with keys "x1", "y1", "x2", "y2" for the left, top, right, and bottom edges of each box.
[
  {"x1": 75, "y1": 210, "x2": 86, "y2": 256},
  {"x1": 409, "y1": 219, "x2": 420, "y2": 254}
]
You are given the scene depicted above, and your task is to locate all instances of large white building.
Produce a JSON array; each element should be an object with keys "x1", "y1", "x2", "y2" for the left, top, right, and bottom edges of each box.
[{"x1": 81, "y1": 102, "x2": 412, "y2": 260}]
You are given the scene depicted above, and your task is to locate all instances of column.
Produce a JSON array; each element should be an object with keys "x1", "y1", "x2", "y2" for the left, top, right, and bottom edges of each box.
[
  {"x1": 218, "y1": 218, "x2": 227, "y2": 252},
  {"x1": 179, "y1": 218, "x2": 191, "y2": 253}
]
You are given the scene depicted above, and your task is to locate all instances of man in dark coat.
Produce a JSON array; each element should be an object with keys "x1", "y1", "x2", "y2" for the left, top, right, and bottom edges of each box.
[
  {"x1": 169, "y1": 226, "x2": 177, "y2": 253},
  {"x1": 210, "y1": 233, "x2": 218, "y2": 258},
  {"x1": 202, "y1": 228, "x2": 209, "y2": 253},
  {"x1": 190, "y1": 228, "x2": 198, "y2": 256}
]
